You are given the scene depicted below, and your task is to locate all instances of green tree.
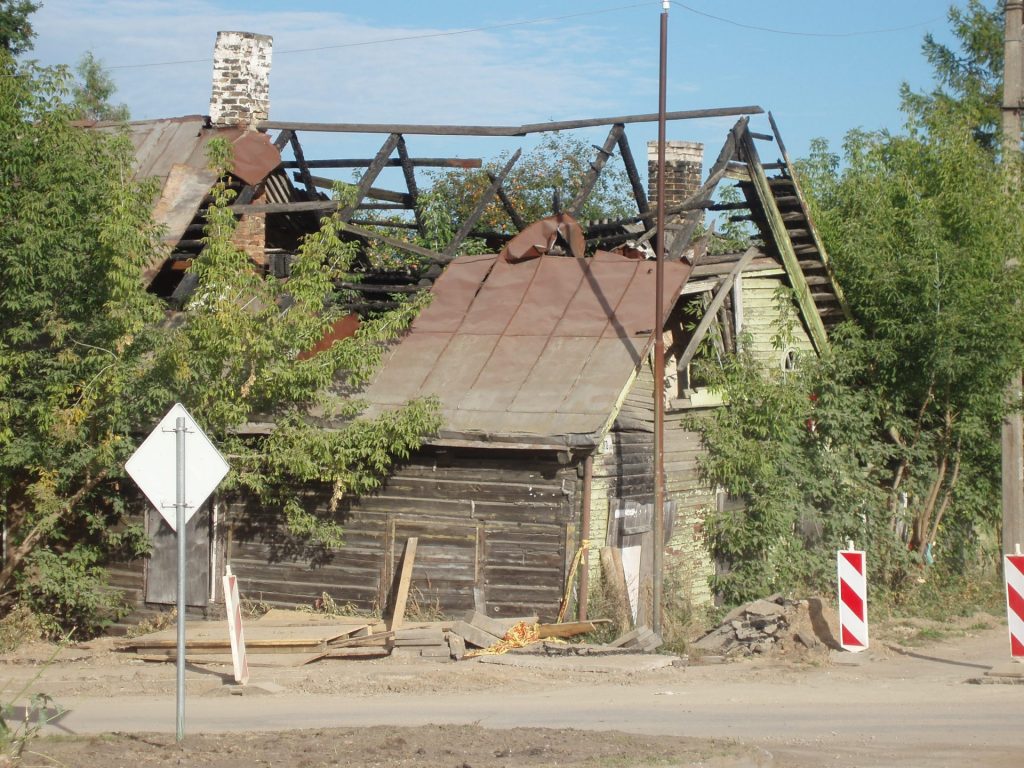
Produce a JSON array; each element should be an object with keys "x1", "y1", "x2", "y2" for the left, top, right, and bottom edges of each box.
[
  {"x1": 426, "y1": 132, "x2": 634, "y2": 236},
  {"x1": 900, "y1": 0, "x2": 1004, "y2": 150},
  {"x1": 166, "y1": 147, "x2": 440, "y2": 545},
  {"x1": 697, "y1": 2, "x2": 1024, "y2": 604},
  {"x1": 0, "y1": 0, "x2": 38, "y2": 56},
  {"x1": 72, "y1": 51, "x2": 129, "y2": 122},
  {"x1": 0, "y1": 53, "x2": 438, "y2": 636},
  {"x1": 0, "y1": 52, "x2": 166, "y2": 635}
]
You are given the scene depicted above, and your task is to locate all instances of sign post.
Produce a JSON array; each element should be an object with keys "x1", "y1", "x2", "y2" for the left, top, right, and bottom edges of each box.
[{"x1": 126, "y1": 404, "x2": 229, "y2": 741}]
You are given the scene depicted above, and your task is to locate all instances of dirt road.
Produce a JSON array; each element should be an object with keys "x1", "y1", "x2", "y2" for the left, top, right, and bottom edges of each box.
[{"x1": 4, "y1": 617, "x2": 1022, "y2": 767}]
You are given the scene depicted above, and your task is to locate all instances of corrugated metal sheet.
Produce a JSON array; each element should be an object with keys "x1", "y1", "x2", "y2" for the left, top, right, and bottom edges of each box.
[{"x1": 362, "y1": 253, "x2": 691, "y2": 447}]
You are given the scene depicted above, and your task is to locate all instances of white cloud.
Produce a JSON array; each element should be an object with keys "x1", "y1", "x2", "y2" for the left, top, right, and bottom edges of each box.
[{"x1": 30, "y1": 0, "x2": 674, "y2": 126}]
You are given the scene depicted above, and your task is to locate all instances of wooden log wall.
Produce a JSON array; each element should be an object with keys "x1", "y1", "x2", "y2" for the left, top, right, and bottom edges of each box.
[
  {"x1": 224, "y1": 448, "x2": 578, "y2": 622},
  {"x1": 589, "y1": 362, "x2": 715, "y2": 610}
]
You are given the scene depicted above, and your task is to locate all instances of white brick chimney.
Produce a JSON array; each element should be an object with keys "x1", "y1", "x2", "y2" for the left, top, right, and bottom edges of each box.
[{"x1": 209, "y1": 31, "x2": 272, "y2": 128}]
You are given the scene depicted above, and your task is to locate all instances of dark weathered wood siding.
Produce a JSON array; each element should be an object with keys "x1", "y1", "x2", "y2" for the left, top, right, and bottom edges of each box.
[{"x1": 225, "y1": 448, "x2": 578, "y2": 621}]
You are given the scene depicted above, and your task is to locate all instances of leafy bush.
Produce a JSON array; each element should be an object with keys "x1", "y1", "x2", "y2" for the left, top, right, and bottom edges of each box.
[{"x1": 16, "y1": 548, "x2": 128, "y2": 639}]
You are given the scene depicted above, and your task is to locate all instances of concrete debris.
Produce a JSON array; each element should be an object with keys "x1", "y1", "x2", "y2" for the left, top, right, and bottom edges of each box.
[{"x1": 692, "y1": 595, "x2": 837, "y2": 658}]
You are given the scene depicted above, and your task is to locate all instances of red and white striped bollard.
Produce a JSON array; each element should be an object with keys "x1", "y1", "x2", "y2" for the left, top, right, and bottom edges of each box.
[
  {"x1": 1004, "y1": 546, "x2": 1024, "y2": 659},
  {"x1": 837, "y1": 544, "x2": 868, "y2": 652},
  {"x1": 223, "y1": 564, "x2": 250, "y2": 685}
]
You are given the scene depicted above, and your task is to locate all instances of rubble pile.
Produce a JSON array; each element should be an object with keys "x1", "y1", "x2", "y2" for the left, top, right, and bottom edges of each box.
[{"x1": 692, "y1": 595, "x2": 831, "y2": 658}]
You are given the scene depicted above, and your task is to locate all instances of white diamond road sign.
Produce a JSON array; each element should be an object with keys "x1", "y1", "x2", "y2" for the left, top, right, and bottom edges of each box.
[{"x1": 125, "y1": 403, "x2": 229, "y2": 531}]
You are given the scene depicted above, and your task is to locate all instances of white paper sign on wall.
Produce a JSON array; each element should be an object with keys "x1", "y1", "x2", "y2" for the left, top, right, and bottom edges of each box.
[{"x1": 125, "y1": 403, "x2": 229, "y2": 531}]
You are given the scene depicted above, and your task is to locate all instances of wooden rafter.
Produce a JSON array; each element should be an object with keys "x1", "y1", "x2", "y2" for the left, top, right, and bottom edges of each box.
[
  {"x1": 442, "y1": 149, "x2": 522, "y2": 259},
  {"x1": 289, "y1": 132, "x2": 317, "y2": 195},
  {"x1": 395, "y1": 135, "x2": 422, "y2": 230},
  {"x1": 617, "y1": 129, "x2": 651, "y2": 224},
  {"x1": 339, "y1": 133, "x2": 402, "y2": 223},
  {"x1": 676, "y1": 247, "x2": 759, "y2": 372},
  {"x1": 490, "y1": 173, "x2": 526, "y2": 232},
  {"x1": 662, "y1": 118, "x2": 745, "y2": 261},
  {"x1": 280, "y1": 157, "x2": 482, "y2": 169},
  {"x1": 257, "y1": 105, "x2": 764, "y2": 136},
  {"x1": 568, "y1": 123, "x2": 624, "y2": 218},
  {"x1": 272, "y1": 128, "x2": 294, "y2": 150}
]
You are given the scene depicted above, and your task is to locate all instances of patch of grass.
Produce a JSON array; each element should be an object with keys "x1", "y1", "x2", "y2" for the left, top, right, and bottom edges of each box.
[
  {"x1": 240, "y1": 596, "x2": 272, "y2": 619},
  {"x1": 124, "y1": 609, "x2": 175, "y2": 639},
  {"x1": 0, "y1": 605, "x2": 43, "y2": 653},
  {"x1": 881, "y1": 564, "x2": 1004, "y2": 622},
  {"x1": 903, "y1": 626, "x2": 948, "y2": 646},
  {"x1": 403, "y1": 588, "x2": 445, "y2": 623}
]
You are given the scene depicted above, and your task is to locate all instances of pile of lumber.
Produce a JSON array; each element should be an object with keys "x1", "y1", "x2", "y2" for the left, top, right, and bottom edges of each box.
[
  {"x1": 116, "y1": 610, "x2": 396, "y2": 666},
  {"x1": 116, "y1": 608, "x2": 622, "y2": 666}
]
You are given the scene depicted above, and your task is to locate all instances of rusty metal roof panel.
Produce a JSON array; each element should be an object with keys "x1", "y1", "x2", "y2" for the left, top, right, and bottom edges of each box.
[
  {"x1": 553, "y1": 259, "x2": 635, "y2": 338},
  {"x1": 559, "y1": 337, "x2": 646, "y2": 414},
  {"x1": 508, "y1": 336, "x2": 598, "y2": 414},
  {"x1": 455, "y1": 335, "x2": 548, "y2": 413},
  {"x1": 504, "y1": 257, "x2": 585, "y2": 337},
  {"x1": 420, "y1": 334, "x2": 498, "y2": 400},
  {"x1": 363, "y1": 332, "x2": 451, "y2": 404},
  {"x1": 361, "y1": 253, "x2": 692, "y2": 446},
  {"x1": 461, "y1": 257, "x2": 538, "y2": 334},
  {"x1": 412, "y1": 255, "x2": 496, "y2": 333}
]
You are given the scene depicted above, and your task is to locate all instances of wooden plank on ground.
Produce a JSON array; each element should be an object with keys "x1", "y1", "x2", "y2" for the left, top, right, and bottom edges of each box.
[
  {"x1": 448, "y1": 633, "x2": 466, "y2": 660},
  {"x1": 536, "y1": 620, "x2": 611, "y2": 639},
  {"x1": 302, "y1": 646, "x2": 392, "y2": 664},
  {"x1": 463, "y1": 609, "x2": 510, "y2": 639},
  {"x1": 449, "y1": 620, "x2": 500, "y2": 649}
]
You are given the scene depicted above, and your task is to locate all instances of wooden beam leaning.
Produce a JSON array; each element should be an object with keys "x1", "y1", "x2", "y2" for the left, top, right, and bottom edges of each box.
[
  {"x1": 739, "y1": 127, "x2": 829, "y2": 353},
  {"x1": 291, "y1": 172, "x2": 413, "y2": 205},
  {"x1": 343, "y1": 221, "x2": 448, "y2": 264},
  {"x1": 676, "y1": 247, "x2": 759, "y2": 372},
  {"x1": 272, "y1": 128, "x2": 294, "y2": 151},
  {"x1": 442, "y1": 149, "x2": 522, "y2": 259},
  {"x1": 280, "y1": 158, "x2": 482, "y2": 169},
  {"x1": 256, "y1": 106, "x2": 764, "y2": 137},
  {"x1": 663, "y1": 119, "x2": 745, "y2": 260},
  {"x1": 617, "y1": 129, "x2": 651, "y2": 223},
  {"x1": 490, "y1": 172, "x2": 526, "y2": 232},
  {"x1": 339, "y1": 133, "x2": 402, "y2": 223},
  {"x1": 568, "y1": 123, "x2": 624, "y2": 217},
  {"x1": 289, "y1": 132, "x2": 317, "y2": 195},
  {"x1": 395, "y1": 135, "x2": 423, "y2": 229}
]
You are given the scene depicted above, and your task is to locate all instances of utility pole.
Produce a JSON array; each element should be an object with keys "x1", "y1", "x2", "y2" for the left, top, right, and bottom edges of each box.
[
  {"x1": 1002, "y1": 1, "x2": 1024, "y2": 556},
  {"x1": 652, "y1": 0, "x2": 669, "y2": 636}
]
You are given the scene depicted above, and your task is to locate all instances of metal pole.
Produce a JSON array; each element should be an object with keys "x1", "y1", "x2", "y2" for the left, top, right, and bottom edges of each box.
[
  {"x1": 652, "y1": 0, "x2": 669, "y2": 636},
  {"x1": 1003, "y1": 2, "x2": 1024, "y2": 557},
  {"x1": 175, "y1": 416, "x2": 186, "y2": 742},
  {"x1": 578, "y1": 454, "x2": 593, "y2": 622}
]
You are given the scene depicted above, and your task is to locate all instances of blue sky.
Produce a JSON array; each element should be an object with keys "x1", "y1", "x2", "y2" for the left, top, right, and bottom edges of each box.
[{"x1": 27, "y1": 1, "x2": 964, "y2": 178}]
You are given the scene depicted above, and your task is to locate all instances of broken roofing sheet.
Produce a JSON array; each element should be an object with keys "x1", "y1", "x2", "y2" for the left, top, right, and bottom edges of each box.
[{"x1": 362, "y1": 250, "x2": 691, "y2": 448}]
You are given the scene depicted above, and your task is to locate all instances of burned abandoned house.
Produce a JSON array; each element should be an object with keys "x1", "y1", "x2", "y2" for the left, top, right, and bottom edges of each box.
[{"x1": 106, "y1": 31, "x2": 846, "y2": 627}]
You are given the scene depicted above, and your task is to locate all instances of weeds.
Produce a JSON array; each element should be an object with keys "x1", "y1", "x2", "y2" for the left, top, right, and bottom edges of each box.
[
  {"x1": 0, "y1": 607, "x2": 42, "y2": 654},
  {"x1": 0, "y1": 642, "x2": 65, "y2": 764},
  {"x1": 124, "y1": 609, "x2": 175, "y2": 639}
]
